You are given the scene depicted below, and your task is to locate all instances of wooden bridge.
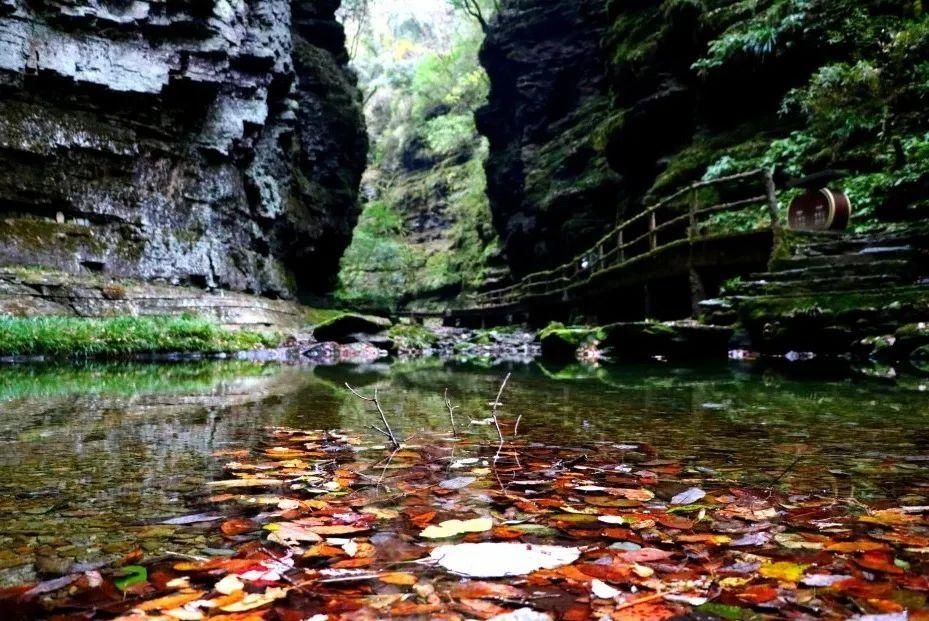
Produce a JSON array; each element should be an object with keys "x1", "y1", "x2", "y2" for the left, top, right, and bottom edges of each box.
[{"x1": 413, "y1": 169, "x2": 782, "y2": 326}]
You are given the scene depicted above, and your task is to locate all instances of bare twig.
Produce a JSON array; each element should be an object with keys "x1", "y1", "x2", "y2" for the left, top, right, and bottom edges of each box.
[
  {"x1": 444, "y1": 388, "x2": 459, "y2": 435},
  {"x1": 489, "y1": 372, "x2": 511, "y2": 446},
  {"x1": 513, "y1": 414, "x2": 522, "y2": 437},
  {"x1": 345, "y1": 383, "x2": 400, "y2": 448}
]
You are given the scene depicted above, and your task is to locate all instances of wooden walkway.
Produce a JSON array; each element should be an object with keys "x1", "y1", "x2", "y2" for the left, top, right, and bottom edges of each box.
[{"x1": 411, "y1": 169, "x2": 781, "y2": 323}]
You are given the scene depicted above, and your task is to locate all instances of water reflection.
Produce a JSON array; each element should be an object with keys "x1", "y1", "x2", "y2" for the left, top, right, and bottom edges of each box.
[{"x1": 0, "y1": 359, "x2": 927, "y2": 585}]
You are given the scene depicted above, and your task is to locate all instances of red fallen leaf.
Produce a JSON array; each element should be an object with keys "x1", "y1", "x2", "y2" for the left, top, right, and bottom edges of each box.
[
  {"x1": 221, "y1": 517, "x2": 258, "y2": 536},
  {"x1": 119, "y1": 548, "x2": 145, "y2": 566},
  {"x1": 656, "y1": 514, "x2": 694, "y2": 529},
  {"x1": 491, "y1": 526, "x2": 525, "y2": 540},
  {"x1": 390, "y1": 601, "x2": 442, "y2": 616},
  {"x1": 331, "y1": 557, "x2": 373, "y2": 569},
  {"x1": 453, "y1": 598, "x2": 508, "y2": 619},
  {"x1": 832, "y1": 578, "x2": 894, "y2": 598},
  {"x1": 0, "y1": 584, "x2": 35, "y2": 602},
  {"x1": 577, "y1": 562, "x2": 632, "y2": 582},
  {"x1": 147, "y1": 569, "x2": 178, "y2": 590},
  {"x1": 528, "y1": 565, "x2": 594, "y2": 585},
  {"x1": 303, "y1": 543, "x2": 345, "y2": 558},
  {"x1": 736, "y1": 584, "x2": 779, "y2": 604},
  {"x1": 620, "y1": 548, "x2": 675, "y2": 563},
  {"x1": 173, "y1": 558, "x2": 262, "y2": 573},
  {"x1": 866, "y1": 598, "x2": 906, "y2": 613},
  {"x1": 871, "y1": 530, "x2": 929, "y2": 547},
  {"x1": 563, "y1": 603, "x2": 593, "y2": 620},
  {"x1": 408, "y1": 511, "x2": 437, "y2": 528},
  {"x1": 515, "y1": 499, "x2": 544, "y2": 513},
  {"x1": 826, "y1": 541, "x2": 891, "y2": 553},
  {"x1": 601, "y1": 528, "x2": 632, "y2": 540},
  {"x1": 856, "y1": 550, "x2": 904, "y2": 574},
  {"x1": 611, "y1": 599, "x2": 678, "y2": 620},
  {"x1": 450, "y1": 581, "x2": 526, "y2": 600},
  {"x1": 898, "y1": 575, "x2": 929, "y2": 591}
]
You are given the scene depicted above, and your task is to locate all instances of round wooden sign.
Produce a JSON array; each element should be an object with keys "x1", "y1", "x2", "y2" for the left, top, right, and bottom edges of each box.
[{"x1": 787, "y1": 188, "x2": 851, "y2": 231}]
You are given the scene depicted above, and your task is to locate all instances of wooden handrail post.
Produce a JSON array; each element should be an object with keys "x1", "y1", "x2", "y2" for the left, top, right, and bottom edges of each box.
[
  {"x1": 688, "y1": 188, "x2": 697, "y2": 241},
  {"x1": 649, "y1": 211, "x2": 657, "y2": 251},
  {"x1": 763, "y1": 168, "x2": 782, "y2": 232}
]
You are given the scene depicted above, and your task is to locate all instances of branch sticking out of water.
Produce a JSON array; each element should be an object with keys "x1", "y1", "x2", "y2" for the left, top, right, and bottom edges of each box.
[
  {"x1": 345, "y1": 383, "x2": 400, "y2": 449},
  {"x1": 444, "y1": 388, "x2": 458, "y2": 435},
  {"x1": 489, "y1": 372, "x2": 511, "y2": 446}
]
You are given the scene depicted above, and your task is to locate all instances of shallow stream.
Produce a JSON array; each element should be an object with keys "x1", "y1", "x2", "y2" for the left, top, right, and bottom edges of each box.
[{"x1": 1, "y1": 359, "x2": 927, "y2": 586}]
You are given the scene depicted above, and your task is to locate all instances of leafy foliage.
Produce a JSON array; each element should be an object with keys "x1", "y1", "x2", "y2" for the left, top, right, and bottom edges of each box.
[
  {"x1": 679, "y1": 1, "x2": 929, "y2": 229},
  {"x1": 336, "y1": 1, "x2": 501, "y2": 309}
]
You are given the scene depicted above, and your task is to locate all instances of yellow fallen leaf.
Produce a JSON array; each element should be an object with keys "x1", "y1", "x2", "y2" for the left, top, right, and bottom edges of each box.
[
  {"x1": 379, "y1": 572, "x2": 418, "y2": 586},
  {"x1": 420, "y1": 517, "x2": 493, "y2": 539},
  {"x1": 220, "y1": 587, "x2": 288, "y2": 612},
  {"x1": 136, "y1": 591, "x2": 206, "y2": 612},
  {"x1": 759, "y1": 561, "x2": 809, "y2": 582},
  {"x1": 361, "y1": 506, "x2": 400, "y2": 520}
]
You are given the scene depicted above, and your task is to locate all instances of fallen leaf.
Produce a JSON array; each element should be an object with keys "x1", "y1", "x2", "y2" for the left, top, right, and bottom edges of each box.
[
  {"x1": 264, "y1": 522, "x2": 322, "y2": 546},
  {"x1": 379, "y1": 572, "x2": 418, "y2": 586},
  {"x1": 591, "y1": 578, "x2": 621, "y2": 599},
  {"x1": 430, "y1": 542, "x2": 581, "y2": 577},
  {"x1": 214, "y1": 575, "x2": 244, "y2": 595},
  {"x1": 759, "y1": 561, "x2": 808, "y2": 582},
  {"x1": 671, "y1": 488, "x2": 706, "y2": 505},
  {"x1": 219, "y1": 587, "x2": 288, "y2": 612},
  {"x1": 420, "y1": 517, "x2": 493, "y2": 539}
]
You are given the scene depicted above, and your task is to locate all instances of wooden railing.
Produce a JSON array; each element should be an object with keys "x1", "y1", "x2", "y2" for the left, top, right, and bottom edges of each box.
[{"x1": 474, "y1": 168, "x2": 780, "y2": 308}]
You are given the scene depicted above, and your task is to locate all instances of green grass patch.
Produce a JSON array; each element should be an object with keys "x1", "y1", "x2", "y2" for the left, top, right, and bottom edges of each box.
[{"x1": 0, "y1": 315, "x2": 279, "y2": 359}]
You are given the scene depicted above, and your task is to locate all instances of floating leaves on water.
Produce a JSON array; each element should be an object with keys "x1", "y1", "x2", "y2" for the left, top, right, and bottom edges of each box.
[
  {"x1": 597, "y1": 515, "x2": 626, "y2": 525},
  {"x1": 758, "y1": 561, "x2": 808, "y2": 582},
  {"x1": 214, "y1": 574, "x2": 244, "y2": 595},
  {"x1": 440, "y1": 476, "x2": 477, "y2": 490},
  {"x1": 430, "y1": 542, "x2": 581, "y2": 577},
  {"x1": 670, "y1": 487, "x2": 706, "y2": 505},
  {"x1": 591, "y1": 578, "x2": 621, "y2": 599},
  {"x1": 420, "y1": 517, "x2": 493, "y2": 539},
  {"x1": 159, "y1": 512, "x2": 223, "y2": 526},
  {"x1": 774, "y1": 532, "x2": 824, "y2": 550},
  {"x1": 264, "y1": 522, "x2": 322, "y2": 546},
  {"x1": 219, "y1": 587, "x2": 288, "y2": 612},
  {"x1": 114, "y1": 565, "x2": 147, "y2": 590}
]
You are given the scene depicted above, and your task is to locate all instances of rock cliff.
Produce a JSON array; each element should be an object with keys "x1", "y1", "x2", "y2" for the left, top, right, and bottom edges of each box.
[
  {"x1": 478, "y1": 0, "x2": 929, "y2": 276},
  {"x1": 0, "y1": 0, "x2": 366, "y2": 298}
]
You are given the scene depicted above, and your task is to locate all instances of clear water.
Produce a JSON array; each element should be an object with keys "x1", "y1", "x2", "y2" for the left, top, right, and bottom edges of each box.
[{"x1": 0, "y1": 358, "x2": 928, "y2": 585}]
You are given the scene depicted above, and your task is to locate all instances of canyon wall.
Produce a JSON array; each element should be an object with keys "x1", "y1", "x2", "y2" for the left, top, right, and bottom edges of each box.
[
  {"x1": 0, "y1": 0, "x2": 367, "y2": 298},
  {"x1": 478, "y1": 0, "x2": 929, "y2": 276}
]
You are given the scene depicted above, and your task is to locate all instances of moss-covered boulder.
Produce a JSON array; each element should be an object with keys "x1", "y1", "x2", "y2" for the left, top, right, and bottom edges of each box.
[
  {"x1": 312, "y1": 313, "x2": 392, "y2": 344},
  {"x1": 539, "y1": 323, "x2": 605, "y2": 362}
]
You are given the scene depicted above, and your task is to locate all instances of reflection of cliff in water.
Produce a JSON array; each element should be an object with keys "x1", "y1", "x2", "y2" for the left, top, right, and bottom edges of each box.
[{"x1": 0, "y1": 362, "x2": 318, "y2": 585}]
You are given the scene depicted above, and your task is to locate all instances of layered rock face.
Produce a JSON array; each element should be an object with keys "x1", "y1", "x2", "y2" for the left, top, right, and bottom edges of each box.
[
  {"x1": 476, "y1": 0, "x2": 620, "y2": 276},
  {"x1": 478, "y1": 0, "x2": 929, "y2": 277},
  {"x1": 0, "y1": 0, "x2": 366, "y2": 298}
]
